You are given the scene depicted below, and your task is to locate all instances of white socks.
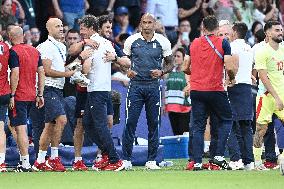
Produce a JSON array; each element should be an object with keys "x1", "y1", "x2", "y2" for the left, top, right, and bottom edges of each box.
[
  {"x1": 37, "y1": 150, "x2": 47, "y2": 163},
  {"x1": 214, "y1": 156, "x2": 225, "y2": 161},
  {"x1": 21, "y1": 155, "x2": 30, "y2": 169},
  {"x1": 51, "y1": 147, "x2": 58, "y2": 160},
  {"x1": 75, "y1": 157, "x2": 82, "y2": 162},
  {"x1": 0, "y1": 153, "x2": 5, "y2": 164}
]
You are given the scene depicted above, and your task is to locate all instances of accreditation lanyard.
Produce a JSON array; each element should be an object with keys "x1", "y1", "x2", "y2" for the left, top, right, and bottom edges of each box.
[{"x1": 48, "y1": 39, "x2": 65, "y2": 63}]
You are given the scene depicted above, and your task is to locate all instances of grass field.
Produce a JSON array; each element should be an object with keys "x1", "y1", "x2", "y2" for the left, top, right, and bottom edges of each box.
[{"x1": 1, "y1": 159, "x2": 283, "y2": 189}]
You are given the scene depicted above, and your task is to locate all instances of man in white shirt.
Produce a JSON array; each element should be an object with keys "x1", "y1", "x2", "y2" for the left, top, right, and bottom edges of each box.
[
  {"x1": 227, "y1": 22, "x2": 254, "y2": 170},
  {"x1": 82, "y1": 15, "x2": 125, "y2": 171},
  {"x1": 146, "y1": 0, "x2": 178, "y2": 37},
  {"x1": 33, "y1": 18, "x2": 76, "y2": 172}
]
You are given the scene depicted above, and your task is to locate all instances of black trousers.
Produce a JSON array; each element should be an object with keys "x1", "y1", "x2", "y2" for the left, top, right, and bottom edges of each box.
[{"x1": 168, "y1": 112, "x2": 190, "y2": 135}]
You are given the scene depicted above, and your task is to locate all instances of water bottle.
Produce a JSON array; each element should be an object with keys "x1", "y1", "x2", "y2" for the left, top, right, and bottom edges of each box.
[{"x1": 159, "y1": 161, "x2": 174, "y2": 167}]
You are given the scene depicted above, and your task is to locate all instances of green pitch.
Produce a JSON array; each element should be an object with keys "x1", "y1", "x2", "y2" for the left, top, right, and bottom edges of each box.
[{"x1": 0, "y1": 159, "x2": 283, "y2": 189}]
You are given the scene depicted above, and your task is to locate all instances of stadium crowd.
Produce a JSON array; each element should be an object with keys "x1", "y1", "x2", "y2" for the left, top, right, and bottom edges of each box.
[{"x1": 0, "y1": 0, "x2": 284, "y2": 174}]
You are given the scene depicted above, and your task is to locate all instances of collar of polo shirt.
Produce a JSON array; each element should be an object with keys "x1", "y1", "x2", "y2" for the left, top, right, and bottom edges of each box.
[
  {"x1": 48, "y1": 35, "x2": 62, "y2": 44},
  {"x1": 139, "y1": 32, "x2": 157, "y2": 42}
]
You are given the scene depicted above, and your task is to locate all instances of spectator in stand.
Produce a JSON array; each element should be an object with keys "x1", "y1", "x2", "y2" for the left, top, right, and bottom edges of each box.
[
  {"x1": 114, "y1": 0, "x2": 141, "y2": 28},
  {"x1": 18, "y1": 0, "x2": 36, "y2": 27},
  {"x1": 233, "y1": 0, "x2": 254, "y2": 29},
  {"x1": 208, "y1": 0, "x2": 242, "y2": 23},
  {"x1": 30, "y1": 27, "x2": 41, "y2": 47},
  {"x1": 52, "y1": 0, "x2": 89, "y2": 29},
  {"x1": 178, "y1": 0, "x2": 203, "y2": 41},
  {"x1": 8, "y1": 26, "x2": 45, "y2": 172},
  {"x1": 0, "y1": 41, "x2": 10, "y2": 173},
  {"x1": 248, "y1": 21, "x2": 263, "y2": 46},
  {"x1": 87, "y1": 0, "x2": 116, "y2": 16},
  {"x1": 154, "y1": 21, "x2": 166, "y2": 37},
  {"x1": 164, "y1": 47, "x2": 191, "y2": 136},
  {"x1": 253, "y1": 0, "x2": 279, "y2": 25},
  {"x1": 64, "y1": 29, "x2": 82, "y2": 98},
  {"x1": 172, "y1": 19, "x2": 191, "y2": 54},
  {"x1": 23, "y1": 25, "x2": 32, "y2": 45},
  {"x1": 0, "y1": 0, "x2": 18, "y2": 32},
  {"x1": 146, "y1": 0, "x2": 179, "y2": 41},
  {"x1": 10, "y1": 0, "x2": 25, "y2": 25},
  {"x1": 113, "y1": 6, "x2": 135, "y2": 42}
]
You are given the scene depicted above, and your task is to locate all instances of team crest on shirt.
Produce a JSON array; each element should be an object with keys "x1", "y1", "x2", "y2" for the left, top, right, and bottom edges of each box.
[
  {"x1": 0, "y1": 45, "x2": 4, "y2": 55},
  {"x1": 153, "y1": 43, "x2": 156, "y2": 48}
]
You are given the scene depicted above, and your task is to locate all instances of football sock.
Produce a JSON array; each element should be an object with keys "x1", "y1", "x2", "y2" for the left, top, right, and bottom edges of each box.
[{"x1": 51, "y1": 147, "x2": 58, "y2": 160}]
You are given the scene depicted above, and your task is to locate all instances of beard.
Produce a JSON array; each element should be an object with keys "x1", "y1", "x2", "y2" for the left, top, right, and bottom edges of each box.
[{"x1": 272, "y1": 36, "x2": 283, "y2": 43}]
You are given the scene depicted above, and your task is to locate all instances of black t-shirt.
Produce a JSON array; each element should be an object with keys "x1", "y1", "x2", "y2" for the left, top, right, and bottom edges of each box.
[{"x1": 177, "y1": 0, "x2": 202, "y2": 41}]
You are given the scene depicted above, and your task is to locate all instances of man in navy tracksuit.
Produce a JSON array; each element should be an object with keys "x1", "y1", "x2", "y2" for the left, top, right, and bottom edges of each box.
[{"x1": 122, "y1": 13, "x2": 174, "y2": 170}]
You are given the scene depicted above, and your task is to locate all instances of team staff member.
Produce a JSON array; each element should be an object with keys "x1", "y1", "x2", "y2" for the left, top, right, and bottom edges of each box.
[
  {"x1": 33, "y1": 18, "x2": 76, "y2": 172},
  {"x1": 184, "y1": 15, "x2": 236, "y2": 170},
  {"x1": 8, "y1": 26, "x2": 45, "y2": 172},
  {"x1": 122, "y1": 13, "x2": 174, "y2": 170},
  {"x1": 227, "y1": 22, "x2": 254, "y2": 170},
  {"x1": 0, "y1": 41, "x2": 10, "y2": 172},
  {"x1": 82, "y1": 15, "x2": 125, "y2": 171}
]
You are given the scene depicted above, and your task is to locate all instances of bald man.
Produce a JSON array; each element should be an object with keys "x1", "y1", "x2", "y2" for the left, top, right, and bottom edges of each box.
[
  {"x1": 33, "y1": 18, "x2": 75, "y2": 172},
  {"x1": 7, "y1": 26, "x2": 45, "y2": 172},
  {"x1": 122, "y1": 13, "x2": 174, "y2": 170}
]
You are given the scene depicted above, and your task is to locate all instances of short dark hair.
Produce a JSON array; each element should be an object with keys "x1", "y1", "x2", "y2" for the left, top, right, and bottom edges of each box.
[
  {"x1": 232, "y1": 22, "x2": 248, "y2": 39},
  {"x1": 264, "y1": 20, "x2": 281, "y2": 32},
  {"x1": 118, "y1": 33, "x2": 130, "y2": 42},
  {"x1": 254, "y1": 29, "x2": 266, "y2": 42},
  {"x1": 78, "y1": 15, "x2": 98, "y2": 31},
  {"x1": 98, "y1": 15, "x2": 113, "y2": 29},
  {"x1": 176, "y1": 47, "x2": 186, "y2": 58},
  {"x1": 66, "y1": 29, "x2": 80, "y2": 36},
  {"x1": 251, "y1": 21, "x2": 262, "y2": 34},
  {"x1": 202, "y1": 15, "x2": 218, "y2": 32}
]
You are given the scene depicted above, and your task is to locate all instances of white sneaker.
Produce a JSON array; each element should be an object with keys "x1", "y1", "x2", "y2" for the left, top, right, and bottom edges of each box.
[
  {"x1": 255, "y1": 163, "x2": 269, "y2": 171},
  {"x1": 244, "y1": 162, "x2": 255, "y2": 171},
  {"x1": 145, "y1": 161, "x2": 161, "y2": 170},
  {"x1": 95, "y1": 154, "x2": 102, "y2": 163},
  {"x1": 278, "y1": 154, "x2": 284, "y2": 175},
  {"x1": 123, "y1": 160, "x2": 133, "y2": 170},
  {"x1": 229, "y1": 159, "x2": 244, "y2": 170}
]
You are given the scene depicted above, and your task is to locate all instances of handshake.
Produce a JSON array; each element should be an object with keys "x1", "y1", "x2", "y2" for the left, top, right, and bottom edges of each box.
[{"x1": 65, "y1": 61, "x2": 90, "y2": 87}]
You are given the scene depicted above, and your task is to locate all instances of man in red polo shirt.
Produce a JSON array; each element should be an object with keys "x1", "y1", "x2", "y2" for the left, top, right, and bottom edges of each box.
[
  {"x1": 184, "y1": 15, "x2": 237, "y2": 170},
  {"x1": 0, "y1": 41, "x2": 10, "y2": 172},
  {"x1": 8, "y1": 26, "x2": 45, "y2": 172}
]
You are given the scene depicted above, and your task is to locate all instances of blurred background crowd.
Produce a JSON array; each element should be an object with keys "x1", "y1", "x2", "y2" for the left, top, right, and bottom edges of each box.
[{"x1": 1, "y1": 0, "x2": 284, "y2": 52}]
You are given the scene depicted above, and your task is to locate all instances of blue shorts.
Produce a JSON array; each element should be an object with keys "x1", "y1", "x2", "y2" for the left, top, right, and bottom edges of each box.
[
  {"x1": 75, "y1": 91, "x2": 87, "y2": 118},
  {"x1": 44, "y1": 86, "x2": 66, "y2": 123},
  {"x1": 9, "y1": 101, "x2": 33, "y2": 127},
  {"x1": 228, "y1": 84, "x2": 253, "y2": 121},
  {"x1": 0, "y1": 94, "x2": 9, "y2": 122},
  {"x1": 107, "y1": 92, "x2": 113, "y2": 116},
  {"x1": 0, "y1": 105, "x2": 8, "y2": 122}
]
